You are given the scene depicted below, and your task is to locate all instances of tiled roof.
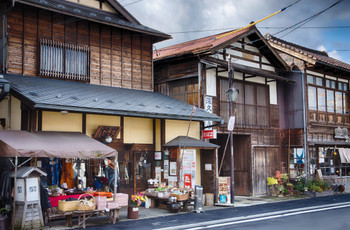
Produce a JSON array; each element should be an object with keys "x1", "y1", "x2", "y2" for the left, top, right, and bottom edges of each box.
[
  {"x1": 163, "y1": 136, "x2": 219, "y2": 149},
  {"x1": 17, "y1": 0, "x2": 171, "y2": 43},
  {"x1": 154, "y1": 27, "x2": 253, "y2": 60},
  {"x1": 267, "y1": 35, "x2": 350, "y2": 72},
  {"x1": 5, "y1": 74, "x2": 222, "y2": 122}
]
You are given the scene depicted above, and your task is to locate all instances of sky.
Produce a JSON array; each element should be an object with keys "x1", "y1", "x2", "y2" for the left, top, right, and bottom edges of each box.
[{"x1": 120, "y1": 0, "x2": 350, "y2": 64}]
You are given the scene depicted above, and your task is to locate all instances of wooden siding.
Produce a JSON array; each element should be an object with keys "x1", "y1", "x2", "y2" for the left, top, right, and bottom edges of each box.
[
  {"x1": 154, "y1": 58, "x2": 198, "y2": 84},
  {"x1": 6, "y1": 4, "x2": 153, "y2": 91}
]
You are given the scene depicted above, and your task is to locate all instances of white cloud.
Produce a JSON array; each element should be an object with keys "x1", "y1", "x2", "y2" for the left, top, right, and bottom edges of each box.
[
  {"x1": 122, "y1": 0, "x2": 350, "y2": 63},
  {"x1": 328, "y1": 50, "x2": 343, "y2": 61},
  {"x1": 317, "y1": 45, "x2": 343, "y2": 61}
]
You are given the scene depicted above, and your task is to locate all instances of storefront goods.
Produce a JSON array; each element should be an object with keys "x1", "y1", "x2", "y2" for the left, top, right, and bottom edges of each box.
[
  {"x1": 114, "y1": 193, "x2": 129, "y2": 207},
  {"x1": 95, "y1": 196, "x2": 107, "y2": 210},
  {"x1": 77, "y1": 194, "x2": 96, "y2": 211},
  {"x1": 58, "y1": 199, "x2": 79, "y2": 212}
]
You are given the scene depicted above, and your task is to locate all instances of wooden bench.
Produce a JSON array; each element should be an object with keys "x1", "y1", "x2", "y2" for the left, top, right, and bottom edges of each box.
[{"x1": 45, "y1": 207, "x2": 120, "y2": 229}]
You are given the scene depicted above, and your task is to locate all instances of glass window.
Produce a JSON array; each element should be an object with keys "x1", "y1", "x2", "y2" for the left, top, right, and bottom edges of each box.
[
  {"x1": 344, "y1": 93, "x2": 349, "y2": 114},
  {"x1": 307, "y1": 75, "x2": 314, "y2": 84},
  {"x1": 315, "y1": 77, "x2": 323, "y2": 86},
  {"x1": 327, "y1": 90, "x2": 335, "y2": 113},
  {"x1": 326, "y1": 79, "x2": 330, "y2": 88},
  {"x1": 318, "y1": 88, "x2": 326, "y2": 111},
  {"x1": 331, "y1": 81, "x2": 336, "y2": 89},
  {"x1": 308, "y1": 86, "x2": 317, "y2": 110},
  {"x1": 336, "y1": 92, "x2": 343, "y2": 114},
  {"x1": 344, "y1": 83, "x2": 348, "y2": 91},
  {"x1": 338, "y1": 82, "x2": 343, "y2": 91}
]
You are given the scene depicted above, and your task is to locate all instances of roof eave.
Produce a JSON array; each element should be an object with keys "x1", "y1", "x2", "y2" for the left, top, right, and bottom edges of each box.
[
  {"x1": 33, "y1": 103, "x2": 222, "y2": 122},
  {"x1": 15, "y1": 0, "x2": 171, "y2": 42}
]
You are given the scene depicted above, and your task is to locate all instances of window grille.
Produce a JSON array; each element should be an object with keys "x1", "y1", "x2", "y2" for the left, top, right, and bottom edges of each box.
[{"x1": 40, "y1": 39, "x2": 90, "y2": 81}]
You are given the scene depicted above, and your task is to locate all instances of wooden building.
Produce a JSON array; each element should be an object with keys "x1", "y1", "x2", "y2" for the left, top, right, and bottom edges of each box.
[
  {"x1": 267, "y1": 36, "x2": 350, "y2": 191},
  {"x1": 154, "y1": 26, "x2": 293, "y2": 196},
  {"x1": 0, "y1": 0, "x2": 221, "y2": 194}
]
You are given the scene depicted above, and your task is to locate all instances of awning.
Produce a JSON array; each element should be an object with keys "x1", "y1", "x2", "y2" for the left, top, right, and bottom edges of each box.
[
  {"x1": 338, "y1": 148, "x2": 350, "y2": 163},
  {"x1": 0, "y1": 130, "x2": 117, "y2": 159},
  {"x1": 164, "y1": 136, "x2": 220, "y2": 149}
]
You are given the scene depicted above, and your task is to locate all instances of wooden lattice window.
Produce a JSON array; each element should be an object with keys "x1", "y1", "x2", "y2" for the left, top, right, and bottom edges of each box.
[{"x1": 40, "y1": 39, "x2": 90, "y2": 81}]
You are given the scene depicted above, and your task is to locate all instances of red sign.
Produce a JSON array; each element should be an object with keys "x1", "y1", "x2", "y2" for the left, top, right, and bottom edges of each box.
[
  {"x1": 202, "y1": 130, "x2": 217, "y2": 139},
  {"x1": 184, "y1": 174, "x2": 192, "y2": 189}
]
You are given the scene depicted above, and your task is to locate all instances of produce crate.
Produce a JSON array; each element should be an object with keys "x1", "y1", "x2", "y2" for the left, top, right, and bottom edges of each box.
[{"x1": 170, "y1": 193, "x2": 189, "y2": 201}]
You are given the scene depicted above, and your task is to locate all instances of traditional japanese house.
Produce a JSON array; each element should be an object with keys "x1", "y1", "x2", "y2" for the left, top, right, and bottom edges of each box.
[
  {"x1": 154, "y1": 26, "x2": 293, "y2": 196},
  {"x1": 0, "y1": 0, "x2": 221, "y2": 194},
  {"x1": 267, "y1": 35, "x2": 350, "y2": 190}
]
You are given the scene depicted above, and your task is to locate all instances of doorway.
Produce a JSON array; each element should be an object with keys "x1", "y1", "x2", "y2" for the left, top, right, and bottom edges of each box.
[{"x1": 212, "y1": 134, "x2": 251, "y2": 196}]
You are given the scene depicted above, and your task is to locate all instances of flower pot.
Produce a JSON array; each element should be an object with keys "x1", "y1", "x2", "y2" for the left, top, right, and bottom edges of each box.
[{"x1": 127, "y1": 206, "x2": 139, "y2": 219}]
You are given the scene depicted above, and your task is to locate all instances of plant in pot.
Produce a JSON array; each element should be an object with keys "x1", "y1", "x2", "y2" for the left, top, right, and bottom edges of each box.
[
  {"x1": 128, "y1": 193, "x2": 148, "y2": 219},
  {"x1": 267, "y1": 176, "x2": 278, "y2": 196}
]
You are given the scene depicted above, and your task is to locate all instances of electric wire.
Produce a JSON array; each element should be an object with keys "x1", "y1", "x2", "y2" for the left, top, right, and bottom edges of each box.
[
  {"x1": 154, "y1": 0, "x2": 302, "y2": 55},
  {"x1": 274, "y1": 0, "x2": 344, "y2": 38},
  {"x1": 215, "y1": 0, "x2": 301, "y2": 39}
]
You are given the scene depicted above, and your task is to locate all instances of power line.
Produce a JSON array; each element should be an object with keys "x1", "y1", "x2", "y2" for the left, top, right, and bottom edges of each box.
[
  {"x1": 154, "y1": 0, "x2": 302, "y2": 55},
  {"x1": 167, "y1": 25, "x2": 350, "y2": 35},
  {"x1": 274, "y1": 0, "x2": 344, "y2": 38},
  {"x1": 123, "y1": 0, "x2": 143, "y2": 7}
]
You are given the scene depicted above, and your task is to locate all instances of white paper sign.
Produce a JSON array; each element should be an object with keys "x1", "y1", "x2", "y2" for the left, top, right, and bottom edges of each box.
[
  {"x1": 228, "y1": 116, "x2": 235, "y2": 131},
  {"x1": 205, "y1": 164, "x2": 212, "y2": 171}
]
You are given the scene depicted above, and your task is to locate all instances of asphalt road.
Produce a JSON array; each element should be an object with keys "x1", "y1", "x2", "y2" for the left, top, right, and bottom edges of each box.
[{"x1": 83, "y1": 194, "x2": 350, "y2": 230}]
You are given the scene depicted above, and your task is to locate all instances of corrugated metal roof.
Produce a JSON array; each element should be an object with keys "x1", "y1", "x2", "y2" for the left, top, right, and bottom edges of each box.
[
  {"x1": 5, "y1": 74, "x2": 222, "y2": 122},
  {"x1": 16, "y1": 0, "x2": 170, "y2": 43},
  {"x1": 267, "y1": 35, "x2": 350, "y2": 72},
  {"x1": 163, "y1": 136, "x2": 219, "y2": 149},
  {"x1": 153, "y1": 27, "x2": 252, "y2": 60}
]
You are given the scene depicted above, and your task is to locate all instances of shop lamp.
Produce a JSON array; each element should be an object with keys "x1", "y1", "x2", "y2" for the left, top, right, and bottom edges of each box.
[
  {"x1": 105, "y1": 135, "x2": 113, "y2": 144},
  {"x1": 0, "y1": 76, "x2": 10, "y2": 102},
  {"x1": 226, "y1": 87, "x2": 239, "y2": 102}
]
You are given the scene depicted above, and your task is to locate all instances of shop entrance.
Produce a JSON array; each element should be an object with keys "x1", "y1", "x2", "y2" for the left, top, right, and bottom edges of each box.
[
  {"x1": 213, "y1": 134, "x2": 251, "y2": 196},
  {"x1": 200, "y1": 149, "x2": 216, "y2": 194}
]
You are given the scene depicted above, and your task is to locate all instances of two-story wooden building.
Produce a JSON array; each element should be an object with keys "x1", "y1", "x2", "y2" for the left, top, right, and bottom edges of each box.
[
  {"x1": 267, "y1": 35, "x2": 350, "y2": 191},
  {"x1": 154, "y1": 26, "x2": 294, "y2": 196},
  {"x1": 0, "y1": 0, "x2": 221, "y2": 194}
]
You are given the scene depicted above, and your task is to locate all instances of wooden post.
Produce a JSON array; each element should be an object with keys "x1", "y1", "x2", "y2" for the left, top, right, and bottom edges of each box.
[{"x1": 228, "y1": 56, "x2": 235, "y2": 204}]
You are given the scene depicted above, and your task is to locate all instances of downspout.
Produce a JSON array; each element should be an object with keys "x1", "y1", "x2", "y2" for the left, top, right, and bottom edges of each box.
[
  {"x1": 291, "y1": 69, "x2": 308, "y2": 178},
  {"x1": 7, "y1": 95, "x2": 10, "y2": 130}
]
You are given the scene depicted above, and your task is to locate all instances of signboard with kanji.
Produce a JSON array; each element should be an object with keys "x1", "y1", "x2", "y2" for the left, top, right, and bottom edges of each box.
[{"x1": 202, "y1": 129, "x2": 217, "y2": 139}]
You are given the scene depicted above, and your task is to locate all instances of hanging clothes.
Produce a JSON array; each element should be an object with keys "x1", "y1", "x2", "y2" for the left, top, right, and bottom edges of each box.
[
  {"x1": 60, "y1": 159, "x2": 75, "y2": 189},
  {"x1": 42, "y1": 158, "x2": 61, "y2": 186}
]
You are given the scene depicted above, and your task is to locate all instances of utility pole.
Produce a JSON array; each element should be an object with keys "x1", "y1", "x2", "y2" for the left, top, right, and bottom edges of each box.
[{"x1": 228, "y1": 56, "x2": 234, "y2": 204}]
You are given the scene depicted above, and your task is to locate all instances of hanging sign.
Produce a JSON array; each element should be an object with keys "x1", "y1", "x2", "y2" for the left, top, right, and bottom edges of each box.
[
  {"x1": 204, "y1": 96, "x2": 213, "y2": 130},
  {"x1": 203, "y1": 129, "x2": 217, "y2": 139}
]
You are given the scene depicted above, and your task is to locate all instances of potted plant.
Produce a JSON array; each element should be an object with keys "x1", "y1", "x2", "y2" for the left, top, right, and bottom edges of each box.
[
  {"x1": 128, "y1": 193, "x2": 148, "y2": 219},
  {"x1": 267, "y1": 176, "x2": 278, "y2": 196}
]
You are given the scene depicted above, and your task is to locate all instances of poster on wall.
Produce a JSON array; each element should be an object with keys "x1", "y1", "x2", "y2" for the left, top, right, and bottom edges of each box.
[
  {"x1": 184, "y1": 174, "x2": 192, "y2": 189},
  {"x1": 164, "y1": 160, "x2": 169, "y2": 170},
  {"x1": 181, "y1": 149, "x2": 196, "y2": 188},
  {"x1": 168, "y1": 176, "x2": 177, "y2": 186},
  {"x1": 170, "y1": 162, "x2": 177, "y2": 176},
  {"x1": 155, "y1": 151, "x2": 162, "y2": 160}
]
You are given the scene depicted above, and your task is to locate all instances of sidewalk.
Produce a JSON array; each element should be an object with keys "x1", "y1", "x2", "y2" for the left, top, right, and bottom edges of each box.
[{"x1": 44, "y1": 195, "x2": 308, "y2": 229}]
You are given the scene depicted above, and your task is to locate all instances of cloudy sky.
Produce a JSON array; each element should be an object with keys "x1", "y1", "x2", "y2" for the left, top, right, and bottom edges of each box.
[{"x1": 120, "y1": 0, "x2": 350, "y2": 64}]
